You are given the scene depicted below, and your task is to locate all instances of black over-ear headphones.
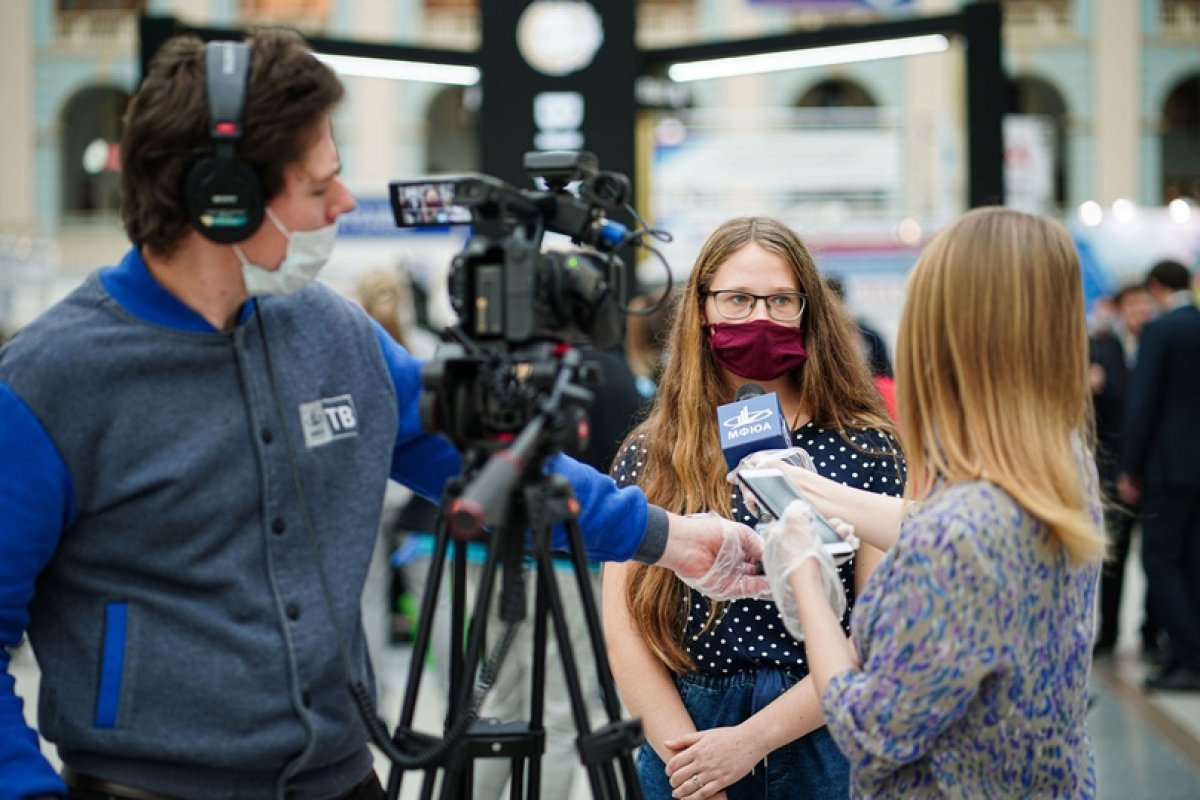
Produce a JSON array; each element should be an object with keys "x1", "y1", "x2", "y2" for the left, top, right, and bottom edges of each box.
[{"x1": 185, "y1": 41, "x2": 264, "y2": 244}]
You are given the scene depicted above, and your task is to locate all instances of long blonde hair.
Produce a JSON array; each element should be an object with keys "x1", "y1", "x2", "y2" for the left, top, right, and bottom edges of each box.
[
  {"x1": 896, "y1": 207, "x2": 1103, "y2": 563},
  {"x1": 621, "y1": 217, "x2": 894, "y2": 673}
]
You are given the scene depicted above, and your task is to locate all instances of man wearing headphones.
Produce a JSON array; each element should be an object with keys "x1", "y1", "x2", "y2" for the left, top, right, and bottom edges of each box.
[{"x1": 0, "y1": 30, "x2": 765, "y2": 800}]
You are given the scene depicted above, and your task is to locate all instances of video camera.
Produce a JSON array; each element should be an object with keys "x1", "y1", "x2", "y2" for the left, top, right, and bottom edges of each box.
[
  {"x1": 388, "y1": 151, "x2": 632, "y2": 453},
  {"x1": 389, "y1": 150, "x2": 629, "y2": 350},
  {"x1": 379, "y1": 152, "x2": 649, "y2": 799}
]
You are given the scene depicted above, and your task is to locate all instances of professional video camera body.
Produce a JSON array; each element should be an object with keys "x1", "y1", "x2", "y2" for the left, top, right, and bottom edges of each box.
[
  {"x1": 373, "y1": 152, "x2": 646, "y2": 800},
  {"x1": 389, "y1": 150, "x2": 629, "y2": 450}
]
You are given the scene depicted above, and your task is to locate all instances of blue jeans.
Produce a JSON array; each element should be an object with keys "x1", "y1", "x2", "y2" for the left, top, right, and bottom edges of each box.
[{"x1": 635, "y1": 670, "x2": 849, "y2": 800}]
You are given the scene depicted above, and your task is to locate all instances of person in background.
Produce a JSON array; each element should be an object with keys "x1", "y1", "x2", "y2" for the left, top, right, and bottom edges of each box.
[
  {"x1": 824, "y1": 276, "x2": 891, "y2": 379},
  {"x1": 825, "y1": 275, "x2": 896, "y2": 421},
  {"x1": 1089, "y1": 282, "x2": 1157, "y2": 658},
  {"x1": 760, "y1": 207, "x2": 1105, "y2": 798},
  {"x1": 604, "y1": 216, "x2": 904, "y2": 800},
  {"x1": 624, "y1": 286, "x2": 680, "y2": 405},
  {"x1": 1119, "y1": 259, "x2": 1200, "y2": 692},
  {"x1": 0, "y1": 30, "x2": 766, "y2": 800}
]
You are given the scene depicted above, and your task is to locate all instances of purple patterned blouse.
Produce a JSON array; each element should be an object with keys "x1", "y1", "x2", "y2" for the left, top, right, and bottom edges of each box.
[{"x1": 822, "y1": 479, "x2": 1102, "y2": 799}]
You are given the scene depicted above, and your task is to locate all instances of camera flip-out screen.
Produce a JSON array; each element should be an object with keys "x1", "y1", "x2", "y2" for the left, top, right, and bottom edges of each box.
[{"x1": 389, "y1": 179, "x2": 473, "y2": 228}]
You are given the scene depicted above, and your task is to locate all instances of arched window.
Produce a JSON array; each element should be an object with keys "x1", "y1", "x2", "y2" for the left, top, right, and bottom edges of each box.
[
  {"x1": 1006, "y1": 75, "x2": 1068, "y2": 212},
  {"x1": 796, "y1": 78, "x2": 877, "y2": 109},
  {"x1": 425, "y1": 85, "x2": 480, "y2": 172},
  {"x1": 1161, "y1": 74, "x2": 1200, "y2": 202},
  {"x1": 60, "y1": 86, "x2": 129, "y2": 217}
]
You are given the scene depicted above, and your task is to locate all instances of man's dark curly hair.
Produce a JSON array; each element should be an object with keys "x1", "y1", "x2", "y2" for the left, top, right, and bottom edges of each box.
[{"x1": 119, "y1": 28, "x2": 344, "y2": 258}]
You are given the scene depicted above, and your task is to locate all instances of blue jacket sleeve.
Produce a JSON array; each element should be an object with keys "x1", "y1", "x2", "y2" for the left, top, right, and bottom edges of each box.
[
  {"x1": 544, "y1": 453, "x2": 652, "y2": 562},
  {"x1": 371, "y1": 324, "x2": 463, "y2": 502},
  {"x1": 0, "y1": 383, "x2": 73, "y2": 799}
]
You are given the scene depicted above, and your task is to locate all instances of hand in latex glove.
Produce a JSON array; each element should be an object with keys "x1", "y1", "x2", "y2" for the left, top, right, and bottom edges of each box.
[
  {"x1": 725, "y1": 447, "x2": 816, "y2": 486},
  {"x1": 670, "y1": 513, "x2": 772, "y2": 601},
  {"x1": 760, "y1": 501, "x2": 850, "y2": 640}
]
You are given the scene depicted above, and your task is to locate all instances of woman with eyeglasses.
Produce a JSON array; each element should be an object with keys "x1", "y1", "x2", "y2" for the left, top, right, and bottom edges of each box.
[{"x1": 603, "y1": 216, "x2": 906, "y2": 799}]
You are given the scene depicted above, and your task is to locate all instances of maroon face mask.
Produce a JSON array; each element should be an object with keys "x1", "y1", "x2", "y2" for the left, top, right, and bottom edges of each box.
[{"x1": 707, "y1": 319, "x2": 808, "y2": 381}]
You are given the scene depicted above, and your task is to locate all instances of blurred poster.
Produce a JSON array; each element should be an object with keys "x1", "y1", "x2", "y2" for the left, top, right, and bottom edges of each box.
[{"x1": 1003, "y1": 114, "x2": 1056, "y2": 215}]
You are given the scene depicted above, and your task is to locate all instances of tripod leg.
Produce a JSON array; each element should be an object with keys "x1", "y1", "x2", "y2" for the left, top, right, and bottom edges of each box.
[
  {"x1": 533, "y1": 543, "x2": 625, "y2": 800},
  {"x1": 524, "y1": 563, "x2": 547, "y2": 800},
  {"x1": 558, "y1": 517, "x2": 645, "y2": 800},
  {"x1": 387, "y1": 517, "x2": 456, "y2": 800}
]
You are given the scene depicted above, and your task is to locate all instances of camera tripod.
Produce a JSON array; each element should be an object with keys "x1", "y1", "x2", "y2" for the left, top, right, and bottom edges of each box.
[{"x1": 381, "y1": 350, "x2": 645, "y2": 800}]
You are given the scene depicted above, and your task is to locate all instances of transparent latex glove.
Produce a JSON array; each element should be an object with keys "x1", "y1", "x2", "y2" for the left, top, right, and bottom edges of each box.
[
  {"x1": 760, "y1": 501, "x2": 850, "y2": 641},
  {"x1": 677, "y1": 513, "x2": 773, "y2": 601},
  {"x1": 726, "y1": 448, "x2": 816, "y2": 518},
  {"x1": 725, "y1": 447, "x2": 816, "y2": 486}
]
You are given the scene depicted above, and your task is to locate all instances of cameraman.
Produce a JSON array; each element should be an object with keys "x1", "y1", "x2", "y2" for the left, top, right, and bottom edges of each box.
[{"x1": 0, "y1": 30, "x2": 764, "y2": 800}]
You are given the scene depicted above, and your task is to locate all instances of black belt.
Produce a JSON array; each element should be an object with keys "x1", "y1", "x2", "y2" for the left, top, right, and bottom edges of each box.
[
  {"x1": 62, "y1": 766, "x2": 382, "y2": 800},
  {"x1": 61, "y1": 768, "x2": 174, "y2": 800}
]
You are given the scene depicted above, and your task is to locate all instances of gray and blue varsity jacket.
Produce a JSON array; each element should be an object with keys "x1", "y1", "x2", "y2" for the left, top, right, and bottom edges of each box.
[{"x1": 0, "y1": 247, "x2": 660, "y2": 799}]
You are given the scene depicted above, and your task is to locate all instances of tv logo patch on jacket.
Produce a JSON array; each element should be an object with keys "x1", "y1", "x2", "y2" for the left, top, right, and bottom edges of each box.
[{"x1": 300, "y1": 394, "x2": 359, "y2": 448}]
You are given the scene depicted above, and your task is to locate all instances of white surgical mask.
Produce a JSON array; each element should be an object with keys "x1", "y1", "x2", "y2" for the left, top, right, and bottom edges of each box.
[{"x1": 235, "y1": 209, "x2": 338, "y2": 295}]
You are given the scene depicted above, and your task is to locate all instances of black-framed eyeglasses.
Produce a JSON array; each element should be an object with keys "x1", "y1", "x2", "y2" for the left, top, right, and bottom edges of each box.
[{"x1": 704, "y1": 290, "x2": 808, "y2": 322}]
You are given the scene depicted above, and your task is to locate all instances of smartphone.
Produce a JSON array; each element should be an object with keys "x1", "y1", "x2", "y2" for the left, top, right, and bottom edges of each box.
[
  {"x1": 388, "y1": 178, "x2": 474, "y2": 228},
  {"x1": 736, "y1": 467, "x2": 856, "y2": 565}
]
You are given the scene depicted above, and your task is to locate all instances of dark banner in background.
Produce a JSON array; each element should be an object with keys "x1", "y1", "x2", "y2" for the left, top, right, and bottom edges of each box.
[{"x1": 479, "y1": 0, "x2": 637, "y2": 195}]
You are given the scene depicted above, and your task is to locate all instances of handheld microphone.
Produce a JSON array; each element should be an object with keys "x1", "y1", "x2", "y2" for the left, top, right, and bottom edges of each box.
[{"x1": 716, "y1": 383, "x2": 793, "y2": 470}]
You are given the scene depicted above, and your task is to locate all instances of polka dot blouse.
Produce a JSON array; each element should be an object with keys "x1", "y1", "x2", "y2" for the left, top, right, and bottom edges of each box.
[{"x1": 611, "y1": 422, "x2": 906, "y2": 676}]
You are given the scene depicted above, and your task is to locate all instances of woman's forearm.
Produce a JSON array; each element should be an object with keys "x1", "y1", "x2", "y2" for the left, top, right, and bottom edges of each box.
[
  {"x1": 601, "y1": 563, "x2": 696, "y2": 760},
  {"x1": 741, "y1": 675, "x2": 826, "y2": 755},
  {"x1": 790, "y1": 563, "x2": 859, "y2": 697}
]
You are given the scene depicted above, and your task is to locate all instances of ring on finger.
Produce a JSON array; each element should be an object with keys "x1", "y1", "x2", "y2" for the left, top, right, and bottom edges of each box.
[{"x1": 691, "y1": 774, "x2": 703, "y2": 788}]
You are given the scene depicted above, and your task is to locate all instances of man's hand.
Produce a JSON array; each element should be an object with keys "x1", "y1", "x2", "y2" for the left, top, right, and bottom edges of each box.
[
  {"x1": 657, "y1": 513, "x2": 769, "y2": 600},
  {"x1": 1116, "y1": 473, "x2": 1141, "y2": 506}
]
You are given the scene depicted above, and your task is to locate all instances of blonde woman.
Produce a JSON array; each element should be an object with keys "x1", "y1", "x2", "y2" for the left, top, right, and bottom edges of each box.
[
  {"x1": 604, "y1": 217, "x2": 905, "y2": 799},
  {"x1": 762, "y1": 207, "x2": 1105, "y2": 798}
]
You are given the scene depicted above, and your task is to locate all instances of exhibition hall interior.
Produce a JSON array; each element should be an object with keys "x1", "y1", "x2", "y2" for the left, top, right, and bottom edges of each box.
[{"x1": 2, "y1": 1, "x2": 1199, "y2": 798}]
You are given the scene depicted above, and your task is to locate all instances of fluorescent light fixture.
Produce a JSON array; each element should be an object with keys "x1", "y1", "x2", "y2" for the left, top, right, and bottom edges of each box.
[
  {"x1": 314, "y1": 52, "x2": 479, "y2": 86},
  {"x1": 668, "y1": 33, "x2": 950, "y2": 82}
]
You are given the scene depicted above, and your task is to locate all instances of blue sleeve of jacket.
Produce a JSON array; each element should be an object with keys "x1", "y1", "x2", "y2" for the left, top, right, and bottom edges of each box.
[
  {"x1": 371, "y1": 324, "x2": 463, "y2": 502},
  {"x1": 0, "y1": 383, "x2": 73, "y2": 799},
  {"x1": 544, "y1": 453, "x2": 651, "y2": 562},
  {"x1": 370, "y1": 327, "x2": 653, "y2": 561}
]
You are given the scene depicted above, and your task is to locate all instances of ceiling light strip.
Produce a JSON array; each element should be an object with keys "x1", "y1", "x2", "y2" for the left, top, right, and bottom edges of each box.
[
  {"x1": 314, "y1": 52, "x2": 480, "y2": 86},
  {"x1": 667, "y1": 33, "x2": 951, "y2": 83}
]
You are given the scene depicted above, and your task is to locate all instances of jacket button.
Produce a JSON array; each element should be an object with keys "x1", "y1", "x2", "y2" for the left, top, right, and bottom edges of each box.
[
  {"x1": 286, "y1": 604, "x2": 300, "y2": 620},
  {"x1": 272, "y1": 518, "x2": 286, "y2": 535},
  {"x1": 261, "y1": 427, "x2": 274, "y2": 444}
]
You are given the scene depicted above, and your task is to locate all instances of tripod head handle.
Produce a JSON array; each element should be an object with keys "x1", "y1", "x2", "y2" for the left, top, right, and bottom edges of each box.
[{"x1": 448, "y1": 414, "x2": 547, "y2": 539}]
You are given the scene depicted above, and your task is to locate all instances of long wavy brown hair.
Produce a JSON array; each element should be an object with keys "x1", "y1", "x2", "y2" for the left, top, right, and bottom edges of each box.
[{"x1": 620, "y1": 217, "x2": 895, "y2": 673}]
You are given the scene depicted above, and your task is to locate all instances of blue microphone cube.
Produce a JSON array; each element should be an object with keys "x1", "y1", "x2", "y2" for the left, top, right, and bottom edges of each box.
[{"x1": 717, "y1": 392, "x2": 793, "y2": 470}]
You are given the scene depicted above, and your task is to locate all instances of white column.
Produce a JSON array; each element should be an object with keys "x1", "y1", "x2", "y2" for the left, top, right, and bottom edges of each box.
[
  {"x1": 341, "y1": 0, "x2": 406, "y2": 192},
  {"x1": 1092, "y1": 0, "x2": 1139, "y2": 204},
  {"x1": 0, "y1": 0, "x2": 34, "y2": 232}
]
